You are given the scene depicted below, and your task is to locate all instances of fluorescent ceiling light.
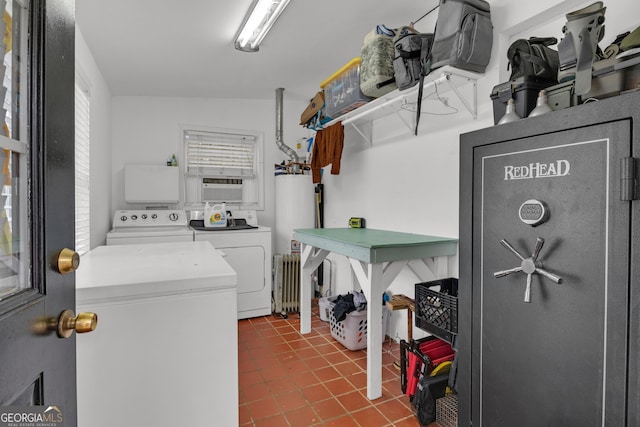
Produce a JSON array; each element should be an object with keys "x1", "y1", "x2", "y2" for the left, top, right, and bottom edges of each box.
[{"x1": 235, "y1": 0, "x2": 291, "y2": 52}]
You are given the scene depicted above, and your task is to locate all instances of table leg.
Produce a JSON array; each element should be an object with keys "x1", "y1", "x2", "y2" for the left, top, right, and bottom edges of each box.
[
  {"x1": 299, "y1": 244, "x2": 329, "y2": 334},
  {"x1": 300, "y1": 244, "x2": 313, "y2": 334},
  {"x1": 365, "y1": 262, "x2": 384, "y2": 400},
  {"x1": 350, "y1": 259, "x2": 409, "y2": 400}
]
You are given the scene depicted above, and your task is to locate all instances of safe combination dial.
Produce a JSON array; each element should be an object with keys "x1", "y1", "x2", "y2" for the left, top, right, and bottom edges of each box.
[{"x1": 493, "y1": 237, "x2": 562, "y2": 303}]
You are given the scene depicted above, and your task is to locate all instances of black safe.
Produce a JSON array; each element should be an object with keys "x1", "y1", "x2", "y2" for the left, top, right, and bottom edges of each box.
[{"x1": 459, "y1": 90, "x2": 640, "y2": 426}]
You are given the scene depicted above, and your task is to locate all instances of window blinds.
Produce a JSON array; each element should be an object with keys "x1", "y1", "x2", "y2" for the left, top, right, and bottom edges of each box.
[
  {"x1": 184, "y1": 130, "x2": 256, "y2": 177},
  {"x1": 75, "y1": 81, "x2": 90, "y2": 255}
]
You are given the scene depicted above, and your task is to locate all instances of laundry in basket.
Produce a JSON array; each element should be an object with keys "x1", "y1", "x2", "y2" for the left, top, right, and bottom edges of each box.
[{"x1": 327, "y1": 292, "x2": 389, "y2": 351}]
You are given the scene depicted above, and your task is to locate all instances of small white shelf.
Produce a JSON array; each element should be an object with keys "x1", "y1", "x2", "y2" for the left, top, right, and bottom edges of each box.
[{"x1": 325, "y1": 66, "x2": 481, "y2": 143}]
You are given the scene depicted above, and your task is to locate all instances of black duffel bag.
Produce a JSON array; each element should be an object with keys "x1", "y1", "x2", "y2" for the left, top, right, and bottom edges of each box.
[
  {"x1": 392, "y1": 27, "x2": 434, "y2": 91},
  {"x1": 507, "y1": 37, "x2": 560, "y2": 82}
]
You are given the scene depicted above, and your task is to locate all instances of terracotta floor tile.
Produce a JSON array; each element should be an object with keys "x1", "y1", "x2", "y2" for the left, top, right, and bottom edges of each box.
[
  {"x1": 333, "y1": 360, "x2": 362, "y2": 377},
  {"x1": 238, "y1": 307, "x2": 419, "y2": 427},
  {"x1": 325, "y1": 414, "x2": 360, "y2": 427},
  {"x1": 276, "y1": 389, "x2": 308, "y2": 413},
  {"x1": 264, "y1": 341, "x2": 292, "y2": 354},
  {"x1": 284, "y1": 405, "x2": 320, "y2": 426},
  {"x1": 383, "y1": 378, "x2": 403, "y2": 397},
  {"x1": 278, "y1": 351, "x2": 298, "y2": 364},
  {"x1": 307, "y1": 335, "x2": 332, "y2": 347},
  {"x1": 282, "y1": 358, "x2": 307, "y2": 376},
  {"x1": 394, "y1": 415, "x2": 423, "y2": 426},
  {"x1": 239, "y1": 370, "x2": 265, "y2": 388},
  {"x1": 241, "y1": 381, "x2": 270, "y2": 403},
  {"x1": 382, "y1": 365, "x2": 399, "y2": 382},
  {"x1": 267, "y1": 378, "x2": 297, "y2": 396},
  {"x1": 351, "y1": 405, "x2": 390, "y2": 426},
  {"x1": 301, "y1": 383, "x2": 332, "y2": 402},
  {"x1": 257, "y1": 327, "x2": 280, "y2": 337},
  {"x1": 324, "y1": 377, "x2": 356, "y2": 396},
  {"x1": 352, "y1": 356, "x2": 368, "y2": 370},
  {"x1": 291, "y1": 371, "x2": 320, "y2": 388},
  {"x1": 260, "y1": 364, "x2": 288, "y2": 382},
  {"x1": 345, "y1": 371, "x2": 367, "y2": 390},
  {"x1": 345, "y1": 349, "x2": 367, "y2": 361},
  {"x1": 253, "y1": 355, "x2": 278, "y2": 370},
  {"x1": 253, "y1": 413, "x2": 288, "y2": 427},
  {"x1": 239, "y1": 403, "x2": 252, "y2": 425},
  {"x1": 314, "y1": 365, "x2": 342, "y2": 382},
  {"x1": 376, "y1": 397, "x2": 414, "y2": 424},
  {"x1": 382, "y1": 348, "x2": 400, "y2": 366},
  {"x1": 247, "y1": 396, "x2": 281, "y2": 421},
  {"x1": 305, "y1": 355, "x2": 331, "y2": 370},
  {"x1": 294, "y1": 346, "x2": 320, "y2": 359},
  {"x1": 287, "y1": 338, "x2": 310, "y2": 351},
  {"x1": 274, "y1": 323, "x2": 297, "y2": 334},
  {"x1": 315, "y1": 342, "x2": 339, "y2": 356},
  {"x1": 313, "y1": 396, "x2": 347, "y2": 420},
  {"x1": 335, "y1": 390, "x2": 370, "y2": 413},
  {"x1": 324, "y1": 350, "x2": 351, "y2": 365}
]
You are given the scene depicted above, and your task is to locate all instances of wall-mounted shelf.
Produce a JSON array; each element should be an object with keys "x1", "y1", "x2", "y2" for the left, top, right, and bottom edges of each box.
[{"x1": 325, "y1": 66, "x2": 481, "y2": 144}]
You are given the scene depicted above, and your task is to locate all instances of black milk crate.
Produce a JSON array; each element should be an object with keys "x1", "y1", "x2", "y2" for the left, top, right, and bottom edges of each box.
[{"x1": 415, "y1": 278, "x2": 459, "y2": 344}]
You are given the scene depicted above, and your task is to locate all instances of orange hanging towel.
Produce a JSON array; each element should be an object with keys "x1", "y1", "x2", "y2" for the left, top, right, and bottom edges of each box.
[{"x1": 311, "y1": 122, "x2": 344, "y2": 184}]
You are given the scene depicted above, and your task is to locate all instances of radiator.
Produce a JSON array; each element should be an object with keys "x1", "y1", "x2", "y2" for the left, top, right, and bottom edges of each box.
[{"x1": 273, "y1": 254, "x2": 300, "y2": 313}]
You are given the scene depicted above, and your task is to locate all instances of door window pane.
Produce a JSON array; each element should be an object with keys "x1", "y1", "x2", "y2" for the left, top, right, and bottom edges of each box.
[{"x1": 0, "y1": 0, "x2": 30, "y2": 302}]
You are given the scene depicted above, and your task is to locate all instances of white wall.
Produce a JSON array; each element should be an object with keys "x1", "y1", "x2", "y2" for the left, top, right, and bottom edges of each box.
[
  {"x1": 110, "y1": 95, "x2": 308, "y2": 232},
  {"x1": 75, "y1": 27, "x2": 112, "y2": 249},
  {"x1": 319, "y1": 0, "x2": 637, "y2": 342}
]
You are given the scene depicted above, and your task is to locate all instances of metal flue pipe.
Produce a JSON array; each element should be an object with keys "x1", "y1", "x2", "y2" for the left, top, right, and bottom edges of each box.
[{"x1": 275, "y1": 88, "x2": 299, "y2": 172}]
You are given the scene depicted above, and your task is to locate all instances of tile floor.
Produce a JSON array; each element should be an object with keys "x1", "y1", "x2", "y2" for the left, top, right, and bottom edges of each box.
[{"x1": 238, "y1": 303, "x2": 420, "y2": 427}]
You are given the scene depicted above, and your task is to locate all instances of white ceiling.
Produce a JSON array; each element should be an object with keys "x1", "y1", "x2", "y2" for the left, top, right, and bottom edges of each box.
[{"x1": 75, "y1": 0, "x2": 439, "y2": 102}]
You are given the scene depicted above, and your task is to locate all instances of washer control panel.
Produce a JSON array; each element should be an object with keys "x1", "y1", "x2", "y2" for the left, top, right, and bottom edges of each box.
[
  {"x1": 518, "y1": 199, "x2": 548, "y2": 227},
  {"x1": 112, "y1": 210, "x2": 187, "y2": 228}
]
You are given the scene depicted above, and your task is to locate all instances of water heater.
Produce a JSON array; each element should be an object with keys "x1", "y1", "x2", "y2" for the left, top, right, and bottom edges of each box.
[{"x1": 275, "y1": 174, "x2": 315, "y2": 254}]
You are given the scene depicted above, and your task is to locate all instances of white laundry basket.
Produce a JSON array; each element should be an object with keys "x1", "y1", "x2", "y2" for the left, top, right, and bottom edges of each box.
[
  {"x1": 318, "y1": 296, "x2": 337, "y2": 322},
  {"x1": 328, "y1": 301, "x2": 389, "y2": 351}
]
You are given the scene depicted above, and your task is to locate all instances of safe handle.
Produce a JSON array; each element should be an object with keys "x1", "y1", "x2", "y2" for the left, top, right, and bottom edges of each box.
[{"x1": 494, "y1": 237, "x2": 562, "y2": 303}]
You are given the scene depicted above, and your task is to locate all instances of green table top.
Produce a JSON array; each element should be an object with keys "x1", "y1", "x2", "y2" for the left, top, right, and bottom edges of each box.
[{"x1": 293, "y1": 228, "x2": 458, "y2": 264}]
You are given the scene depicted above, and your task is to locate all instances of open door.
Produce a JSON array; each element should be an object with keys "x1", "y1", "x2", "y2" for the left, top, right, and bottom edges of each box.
[{"x1": 0, "y1": 1, "x2": 86, "y2": 425}]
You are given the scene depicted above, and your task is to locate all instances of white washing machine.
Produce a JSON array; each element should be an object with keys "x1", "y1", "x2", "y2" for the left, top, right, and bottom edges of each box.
[
  {"x1": 106, "y1": 209, "x2": 194, "y2": 245},
  {"x1": 76, "y1": 241, "x2": 238, "y2": 427},
  {"x1": 191, "y1": 210, "x2": 272, "y2": 320}
]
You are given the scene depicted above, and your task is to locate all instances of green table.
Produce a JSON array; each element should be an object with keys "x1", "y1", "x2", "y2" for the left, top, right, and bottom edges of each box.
[{"x1": 294, "y1": 228, "x2": 458, "y2": 400}]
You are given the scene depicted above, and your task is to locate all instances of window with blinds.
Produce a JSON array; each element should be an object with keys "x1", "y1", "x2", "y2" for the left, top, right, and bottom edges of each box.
[
  {"x1": 183, "y1": 126, "x2": 264, "y2": 210},
  {"x1": 75, "y1": 81, "x2": 90, "y2": 255},
  {"x1": 184, "y1": 130, "x2": 256, "y2": 177}
]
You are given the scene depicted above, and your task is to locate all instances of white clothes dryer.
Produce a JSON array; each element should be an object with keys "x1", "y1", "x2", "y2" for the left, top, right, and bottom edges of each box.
[{"x1": 191, "y1": 210, "x2": 272, "y2": 320}]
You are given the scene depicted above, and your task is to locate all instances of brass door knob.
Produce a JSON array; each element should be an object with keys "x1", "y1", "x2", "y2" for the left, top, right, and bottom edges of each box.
[
  {"x1": 56, "y1": 248, "x2": 80, "y2": 274},
  {"x1": 56, "y1": 309, "x2": 98, "y2": 338}
]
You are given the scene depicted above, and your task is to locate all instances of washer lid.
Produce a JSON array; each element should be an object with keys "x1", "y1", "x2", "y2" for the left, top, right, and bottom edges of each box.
[
  {"x1": 106, "y1": 226, "x2": 194, "y2": 239},
  {"x1": 76, "y1": 241, "x2": 236, "y2": 305}
]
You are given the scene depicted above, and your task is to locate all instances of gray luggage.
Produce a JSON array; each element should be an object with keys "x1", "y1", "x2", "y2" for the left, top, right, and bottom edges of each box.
[{"x1": 430, "y1": 0, "x2": 493, "y2": 73}]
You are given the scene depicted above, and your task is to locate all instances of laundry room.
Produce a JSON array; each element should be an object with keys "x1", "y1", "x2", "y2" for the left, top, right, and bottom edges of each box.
[{"x1": 0, "y1": 0, "x2": 637, "y2": 426}]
